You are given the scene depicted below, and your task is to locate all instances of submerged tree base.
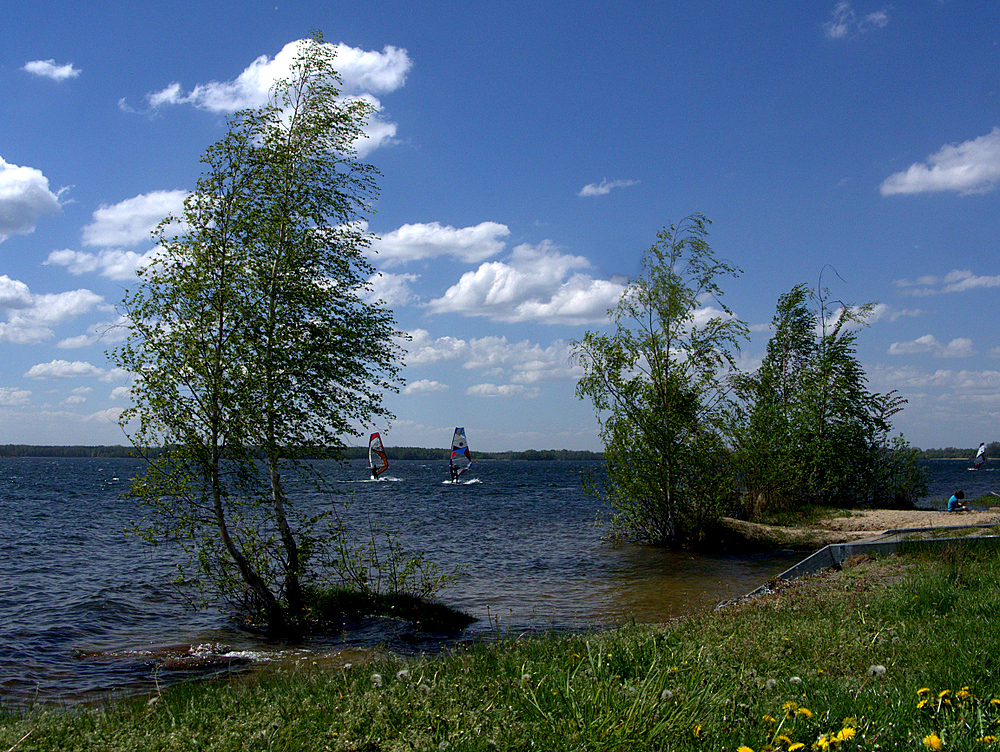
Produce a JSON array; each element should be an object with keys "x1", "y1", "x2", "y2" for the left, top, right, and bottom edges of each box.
[{"x1": 235, "y1": 587, "x2": 476, "y2": 637}]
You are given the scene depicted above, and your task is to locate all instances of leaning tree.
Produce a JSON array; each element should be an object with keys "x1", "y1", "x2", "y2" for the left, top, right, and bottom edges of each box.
[{"x1": 113, "y1": 33, "x2": 403, "y2": 634}]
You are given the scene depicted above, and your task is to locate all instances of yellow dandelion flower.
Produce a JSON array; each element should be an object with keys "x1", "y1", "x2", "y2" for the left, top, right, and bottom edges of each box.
[
  {"x1": 693, "y1": 724, "x2": 702, "y2": 738},
  {"x1": 992, "y1": 698, "x2": 1000, "y2": 708},
  {"x1": 978, "y1": 736, "x2": 997, "y2": 744},
  {"x1": 782, "y1": 700, "x2": 798, "y2": 713},
  {"x1": 763, "y1": 715, "x2": 777, "y2": 724},
  {"x1": 797, "y1": 707, "x2": 813, "y2": 719},
  {"x1": 789, "y1": 744, "x2": 805, "y2": 752},
  {"x1": 775, "y1": 735, "x2": 792, "y2": 746},
  {"x1": 837, "y1": 728, "x2": 856, "y2": 742},
  {"x1": 938, "y1": 689, "x2": 951, "y2": 698},
  {"x1": 918, "y1": 688, "x2": 932, "y2": 696},
  {"x1": 737, "y1": 747, "x2": 754, "y2": 752},
  {"x1": 816, "y1": 669, "x2": 825, "y2": 676},
  {"x1": 923, "y1": 732, "x2": 944, "y2": 751},
  {"x1": 917, "y1": 699, "x2": 928, "y2": 709},
  {"x1": 957, "y1": 689, "x2": 972, "y2": 701},
  {"x1": 814, "y1": 734, "x2": 832, "y2": 751}
]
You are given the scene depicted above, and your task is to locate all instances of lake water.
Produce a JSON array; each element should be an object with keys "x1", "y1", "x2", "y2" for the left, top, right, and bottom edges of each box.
[{"x1": 1, "y1": 456, "x2": 994, "y2": 706}]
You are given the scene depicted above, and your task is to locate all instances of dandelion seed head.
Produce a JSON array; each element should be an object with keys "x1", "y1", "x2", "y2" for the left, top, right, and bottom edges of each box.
[
  {"x1": 766, "y1": 678, "x2": 778, "y2": 690},
  {"x1": 867, "y1": 664, "x2": 886, "y2": 677},
  {"x1": 371, "y1": 673, "x2": 383, "y2": 687},
  {"x1": 418, "y1": 683, "x2": 431, "y2": 693},
  {"x1": 789, "y1": 676, "x2": 803, "y2": 685},
  {"x1": 661, "y1": 689, "x2": 674, "y2": 701},
  {"x1": 521, "y1": 673, "x2": 532, "y2": 682},
  {"x1": 396, "y1": 669, "x2": 409, "y2": 681}
]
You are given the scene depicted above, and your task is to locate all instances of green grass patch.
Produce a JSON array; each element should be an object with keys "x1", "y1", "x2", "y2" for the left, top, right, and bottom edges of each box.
[{"x1": 8, "y1": 548, "x2": 1000, "y2": 750}]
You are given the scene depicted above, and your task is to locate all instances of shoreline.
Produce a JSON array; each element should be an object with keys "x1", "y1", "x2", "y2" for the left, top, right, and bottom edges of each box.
[{"x1": 720, "y1": 507, "x2": 1000, "y2": 550}]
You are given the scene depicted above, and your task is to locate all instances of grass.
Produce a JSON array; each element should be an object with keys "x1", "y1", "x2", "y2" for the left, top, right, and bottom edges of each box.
[{"x1": 6, "y1": 547, "x2": 1000, "y2": 750}]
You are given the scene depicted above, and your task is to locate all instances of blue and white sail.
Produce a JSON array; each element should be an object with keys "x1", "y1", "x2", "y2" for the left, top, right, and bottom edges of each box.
[
  {"x1": 450, "y1": 427, "x2": 473, "y2": 479},
  {"x1": 974, "y1": 442, "x2": 986, "y2": 470}
]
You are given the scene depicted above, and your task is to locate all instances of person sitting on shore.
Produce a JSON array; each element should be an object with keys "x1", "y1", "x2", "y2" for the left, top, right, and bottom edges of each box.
[{"x1": 948, "y1": 490, "x2": 969, "y2": 512}]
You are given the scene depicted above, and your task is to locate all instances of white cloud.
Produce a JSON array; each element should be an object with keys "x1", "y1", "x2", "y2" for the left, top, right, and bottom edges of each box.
[
  {"x1": 823, "y1": 2, "x2": 889, "y2": 39},
  {"x1": 402, "y1": 329, "x2": 469, "y2": 366},
  {"x1": 880, "y1": 127, "x2": 1000, "y2": 196},
  {"x1": 143, "y1": 39, "x2": 411, "y2": 156},
  {"x1": 894, "y1": 269, "x2": 1000, "y2": 296},
  {"x1": 888, "y1": 334, "x2": 975, "y2": 358},
  {"x1": 56, "y1": 315, "x2": 129, "y2": 349},
  {"x1": 403, "y1": 379, "x2": 449, "y2": 395},
  {"x1": 110, "y1": 386, "x2": 131, "y2": 400},
  {"x1": 426, "y1": 241, "x2": 625, "y2": 324},
  {"x1": 82, "y1": 190, "x2": 187, "y2": 247},
  {"x1": 63, "y1": 386, "x2": 93, "y2": 405},
  {"x1": 578, "y1": 179, "x2": 638, "y2": 197},
  {"x1": 45, "y1": 247, "x2": 161, "y2": 280},
  {"x1": 364, "y1": 271, "x2": 420, "y2": 306},
  {"x1": 0, "y1": 156, "x2": 62, "y2": 242},
  {"x1": 24, "y1": 359, "x2": 107, "y2": 380},
  {"x1": 374, "y1": 221, "x2": 509, "y2": 267},
  {"x1": 465, "y1": 337, "x2": 581, "y2": 383},
  {"x1": 23, "y1": 59, "x2": 81, "y2": 81},
  {"x1": 0, "y1": 275, "x2": 33, "y2": 309},
  {"x1": 465, "y1": 383, "x2": 540, "y2": 399},
  {"x1": 0, "y1": 285, "x2": 104, "y2": 344},
  {"x1": 0, "y1": 387, "x2": 31, "y2": 406}
]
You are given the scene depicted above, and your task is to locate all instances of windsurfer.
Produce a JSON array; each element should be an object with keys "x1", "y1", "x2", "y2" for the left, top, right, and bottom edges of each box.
[{"x1": 450, "y1": 464, "x2": 460, "y2": 483}]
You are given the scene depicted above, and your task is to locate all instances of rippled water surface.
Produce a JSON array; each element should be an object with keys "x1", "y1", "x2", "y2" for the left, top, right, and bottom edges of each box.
[{"x1": 3, "y1": 456, "x2": 983, "y2": 705}]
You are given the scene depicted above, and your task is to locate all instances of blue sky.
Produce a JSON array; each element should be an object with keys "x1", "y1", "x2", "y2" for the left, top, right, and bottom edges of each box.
[{"x1": 2, "y1": 1, "x2": 998, "y2": 452}]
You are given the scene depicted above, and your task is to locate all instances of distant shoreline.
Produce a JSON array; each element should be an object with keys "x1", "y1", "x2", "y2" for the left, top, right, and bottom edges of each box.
[{"x1": 0, "y1": 444, "x2": 604, "y2": 461}]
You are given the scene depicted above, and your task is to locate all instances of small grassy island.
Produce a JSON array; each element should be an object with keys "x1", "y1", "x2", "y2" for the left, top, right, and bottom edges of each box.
[{"x1": 6, "y1": 544, "x2": 1000, "y2": 751}]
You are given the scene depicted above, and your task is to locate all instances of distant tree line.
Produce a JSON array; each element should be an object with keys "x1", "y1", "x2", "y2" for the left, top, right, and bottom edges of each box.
[
  {"x1": 918, "y1": 442, "x2": 1000, "y2": 460},
  {"x1": 0, "y1": 444, "x2": 602, "y2": 461}
]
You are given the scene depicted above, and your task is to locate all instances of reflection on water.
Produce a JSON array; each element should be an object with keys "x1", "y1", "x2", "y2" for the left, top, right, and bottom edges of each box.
[{"x1": 2, "y1": 457, "x2": 799, "y2": 705}]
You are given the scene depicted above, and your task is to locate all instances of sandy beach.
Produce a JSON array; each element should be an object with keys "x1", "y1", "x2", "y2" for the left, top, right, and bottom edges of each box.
[{"x1": 721, "y1": 507, "x2": 1000, "y2": 549}]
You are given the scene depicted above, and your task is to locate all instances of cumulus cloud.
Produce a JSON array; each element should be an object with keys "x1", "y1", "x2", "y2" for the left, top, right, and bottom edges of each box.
[
  {"x1": 56, "y1": 315, "x2": 129, "y2": 349},
  {"x1": 23, "y1": 59, "x2": 81, "y2": 81},
  {"x1": 465, "y1": 383, "x2": 541, "y2": 399},
  {"x1": 142, "y1": 39, "x2": 411, "y2": 156},
  {"x1": 45, "y1": 247, "x2": 162, "y2": 281},
  {"x1": 894, "y1": 269, "x2": 1000, "y2": 296},
  {"x1": 823, "y1": 1, "x2": 889, "y2": 39},
  {"x1": 364, "y1": 271, "x2": 420, "y2": 306},
  {"x1": 24, "y1": 359, "x2": 108, "y2": 380},
  {"x1": 0, "y1": 387, "x2": 31, "y2": 406},
  {"x1": 0, "y1": 275, "x2": 33, "y2": 309},
  {"x1": 82, "y1": 190, "x2": 187, "y2": 247},
  {"x1": 426, "y1": 241, "x2": 625, "y2": 325},
  {"x1": 374, "y1": 221, "x2": 509, "y2": 267},
  {"x1": 888, "y1": 334, "x2": 975, "y2": 358},
  {"x1": 0, "y1": 282, "x2": 104, "y2": 344},
  {"x1": 402, "y1": 329, "x2": 469, "y2": 366},
  {"x1": 403, "y1": 379, "x2": 449, "y2": 395},
  {"x1": 880, "y1": 128, "x2": 1000, "y2": 196},
  {"x1": 578, "y1": 179, "x2": 638, "y2": 197},
  {"x1": 464, "y1": 337, "x2": 581, "y2": 383},
  {"x1": 0, "y1": 156, "x2": 62, "y2": 241}
]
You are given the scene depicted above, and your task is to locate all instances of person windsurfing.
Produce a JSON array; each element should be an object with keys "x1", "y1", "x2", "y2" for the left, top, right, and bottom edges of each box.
[
  {"x1": 974, "y1": 442, "x2": 987, "y2": 470},
  {"x1": 449, "y1": 427, "x2": 473, "y2": 482}
]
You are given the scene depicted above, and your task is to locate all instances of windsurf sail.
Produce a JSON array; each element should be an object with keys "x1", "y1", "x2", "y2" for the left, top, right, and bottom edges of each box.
[
  {"x1": 450, "y1": 427, "x2": 473, "y2": 479},
  {"x1": 369, "y1": 432, "x2": 389, "y2": 479},
  {"x1": 974, "y1": 442, "x2": 986, "y2": 470}
]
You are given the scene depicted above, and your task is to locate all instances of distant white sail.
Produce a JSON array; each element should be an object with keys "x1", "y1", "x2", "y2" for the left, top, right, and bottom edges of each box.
[
  {"x1": 974, "y1": 442, "x2": 986, "y2": 470},
  {"x1": 369, "y1": 432, "x2": 389, "y2": 479},
  {"x1": 450, "y1": 427, "x2": 473, "y2": 480}
]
